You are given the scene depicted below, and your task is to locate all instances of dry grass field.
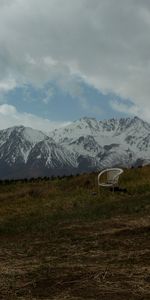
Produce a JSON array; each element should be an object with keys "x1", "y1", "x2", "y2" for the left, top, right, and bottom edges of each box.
[{"x1": 0, "y1": 166, "x2": 150, "y2": 299}]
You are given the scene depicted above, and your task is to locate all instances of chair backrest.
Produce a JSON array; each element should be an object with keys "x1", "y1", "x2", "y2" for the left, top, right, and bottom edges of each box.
[
  {"x1": 107, "y1": 169, "x2": 122, "y2": 184},
  {"x1": 98, "y1": 168, "x2": 123, "y2": 185}
]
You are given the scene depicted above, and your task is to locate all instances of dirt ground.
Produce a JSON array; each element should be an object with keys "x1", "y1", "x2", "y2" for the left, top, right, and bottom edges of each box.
[{"x1": 0, "y1": 215, "x2": 150, "y2": 300}]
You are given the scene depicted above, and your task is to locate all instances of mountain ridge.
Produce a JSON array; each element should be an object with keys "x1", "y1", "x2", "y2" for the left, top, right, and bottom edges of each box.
[{"x1": 0, "y1": 116, "x2": 150, "y2": 178}]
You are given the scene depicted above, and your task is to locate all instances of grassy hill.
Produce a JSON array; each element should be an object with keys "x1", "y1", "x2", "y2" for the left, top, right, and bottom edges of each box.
[{"x1": 0, "y1": 166, "x2": 150, "y2": 299}]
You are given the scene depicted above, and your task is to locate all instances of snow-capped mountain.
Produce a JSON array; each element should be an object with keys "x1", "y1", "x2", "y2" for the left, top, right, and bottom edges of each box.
[
  {"x1": 0, "y1": 126, "x2": 46, "y2": 165},
  {"x1": 26, "y1": 138, "x2": 77, "y2": 177},
  {"x1": 0, "y1": 116, "x2": 149, "y2": 178},
  {"x1": 49, "y1": 116, "x2": 150, "y2": 168},
  {"x1": 0, "y1": 126, "x2": 77, "y2": 178}
]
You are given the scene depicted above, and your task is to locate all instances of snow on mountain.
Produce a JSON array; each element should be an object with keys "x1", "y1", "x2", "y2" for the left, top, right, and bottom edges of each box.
[
  {"x1": 49, "y1": 116, "x2": 150, "y2": 168},
  {"x1": 27, "y1": 138, "x2": 77, "y2": 169},
  {"x1": 0, "y1": 126, "x2": 47, "y2": 165},
  {"x1": 0, "y1": 116, "x2": 149, "y2": 178},
  {"x1": 21, "y1": 126, "x2": 46, "y2": 144}
]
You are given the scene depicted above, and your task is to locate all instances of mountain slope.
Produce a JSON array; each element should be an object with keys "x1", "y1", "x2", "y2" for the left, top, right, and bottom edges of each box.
[
  {"x1": 27, "y1": 138, "x2": 77, "y2": 176},
  {"x1": 0, "y1": 126, "x2": 77, "y2": 178},
  {"x1": 49, "y1": 116, "x2": 150, "y2": 168},
  {"x1": 0, "y1": 116, "x2": 150, "y2": 178},
  {"x1": 0, "y1": 126, "x2": 46, "y2": 165}
]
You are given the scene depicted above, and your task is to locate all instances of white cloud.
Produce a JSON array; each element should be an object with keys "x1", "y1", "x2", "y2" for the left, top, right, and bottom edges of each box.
[
  {"x1": 0, "y1": 0, "x2": 150, "y2": 119},
  {"x1": 0, "y1": 104, "x2": 70, "y2": 131},
  {"x1": 110, "y1": 100, "x2": 150, "y2": 122},
  {"x1": 0, "y1": 77, "x2": 17, "y2": 92},
  {"x1": 0, "y1": 103, "x2": 17, "y2": 115}
]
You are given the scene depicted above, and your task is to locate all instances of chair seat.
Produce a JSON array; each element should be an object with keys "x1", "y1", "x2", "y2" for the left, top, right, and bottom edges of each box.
[{"x1": 99, "y1": 182, "x2": 114, "y2": 187}]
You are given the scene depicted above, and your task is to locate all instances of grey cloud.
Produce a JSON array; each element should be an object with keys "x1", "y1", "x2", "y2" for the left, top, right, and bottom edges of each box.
[{"x1": 0, "y1": 0, "x2": 150, "y2": 118}]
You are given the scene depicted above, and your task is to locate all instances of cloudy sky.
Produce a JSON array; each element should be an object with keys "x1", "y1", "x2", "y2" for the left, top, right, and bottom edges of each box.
[{"x1": 0, "y1": 0, "x2": 150, "y2": 131}]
